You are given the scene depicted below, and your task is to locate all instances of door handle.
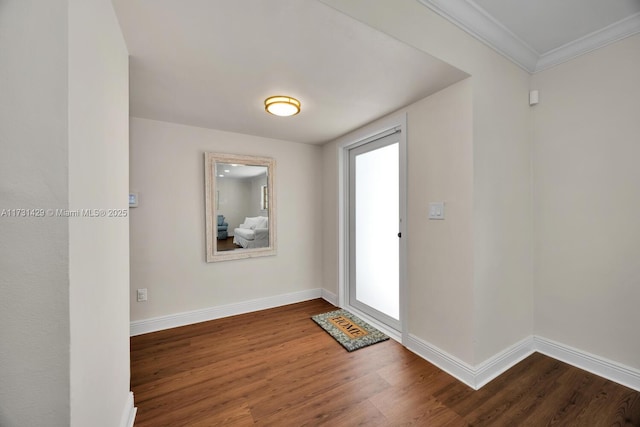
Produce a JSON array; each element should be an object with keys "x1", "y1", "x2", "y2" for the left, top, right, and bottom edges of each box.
[{"x1": 397, "y1": 232, "x2": 401, "y2": 238}]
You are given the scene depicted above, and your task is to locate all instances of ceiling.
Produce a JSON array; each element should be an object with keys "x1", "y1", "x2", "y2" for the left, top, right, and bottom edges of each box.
[
  {"x1": 418, "y1": 0, "x2": 640, "y2": 72},
  {"x1": 112, "y1": 0, "x2": 468, "y2": 145},
  {"x1": 217, "y1": 163, "x2": 266, "y2": 179},
  {"x1": 113, "y1": 1, "x2": 640, "y2": 144}
]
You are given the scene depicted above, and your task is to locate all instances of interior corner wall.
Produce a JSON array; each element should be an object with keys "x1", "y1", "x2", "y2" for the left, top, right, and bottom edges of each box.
[
  {"x1": 68, "y1": 1, "x2": 132, "y2": 426},
  {"x1": 319, "y1": 0, "x2": 533, "y2": 364},
  {"x1": 129, "y1": 118, "x2": 323, "y2": 322},
  {"x1": 321, "y1": 139, "x2": 340, "y2": 298},
  {"x1": 532, "y1": 34, "x2": 640, "y2": 370},
  {"x1": 0, "y1": 1, "x2": 71, "y2": 425}
]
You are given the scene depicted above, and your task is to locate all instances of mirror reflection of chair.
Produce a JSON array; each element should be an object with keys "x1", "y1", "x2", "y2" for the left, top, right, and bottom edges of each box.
[
  {"x1": 233, "y1": 216, "x2": 269, "y2": 248},
  {"x1": 217, "y1": 214, "x2": 228, "y2": 240}
]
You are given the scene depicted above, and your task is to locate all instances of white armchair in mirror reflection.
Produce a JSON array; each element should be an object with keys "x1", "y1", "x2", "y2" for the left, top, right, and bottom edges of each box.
[{"x1": 233, "y1": 216, "x2": 269, "y2": 248}]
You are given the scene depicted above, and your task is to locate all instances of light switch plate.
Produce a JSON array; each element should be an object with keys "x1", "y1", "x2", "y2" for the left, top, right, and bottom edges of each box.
[
  {"x1": 428, "y1": 202, "x2": 445, "y2": 220},
  {"x1": 136, "y1": 288, "x2": 147, "y2": 302}
]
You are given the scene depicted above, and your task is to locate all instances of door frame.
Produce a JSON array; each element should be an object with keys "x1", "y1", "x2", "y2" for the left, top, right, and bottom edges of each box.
[{"x1": 337, "y1": 112, "x2": 408, "y2": 344}]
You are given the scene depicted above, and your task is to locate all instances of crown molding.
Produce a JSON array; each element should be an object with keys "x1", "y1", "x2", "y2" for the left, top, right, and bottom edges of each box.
[
  {"x1": 417, "y1": 0, "x2": 539, "y2": 72},
  {"x1": 417, "y1": 0, "x2": 640, "y2": 74},
  {"x1": 536, "y1": 12, "x2": 640, "y2": 72}
]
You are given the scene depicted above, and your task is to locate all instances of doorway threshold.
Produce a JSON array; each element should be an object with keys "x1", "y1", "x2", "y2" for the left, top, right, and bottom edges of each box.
[{"x1": 343, "y1": 304, "x2": 402, "y2": 343}]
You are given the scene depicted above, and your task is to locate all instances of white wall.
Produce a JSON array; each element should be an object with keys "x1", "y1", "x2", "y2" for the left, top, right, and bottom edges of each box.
[
  {"x1": 0, "y1": 1, "x2": 70, "y2": 425},
  {"x1": 320, "y1": 0, "x2": 533, "y2": 364},
  {"x1": 532, "y1": 34, "x2": 640, "y2": 370},
  {"x1": 0, "y1": 1, "x2": 132, "y2": 426},
  {"x1": 129, "y1": 118, "x2": 323, "y2": 321},
  {"x1": 68, "y1": 1, "x2": 132, "y2": 426}
]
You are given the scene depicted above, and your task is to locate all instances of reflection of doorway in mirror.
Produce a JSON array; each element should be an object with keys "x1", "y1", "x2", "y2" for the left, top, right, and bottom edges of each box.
[
  {"x1": 261, "y1": 184, "x2": 268, "y2": 210},
  {"x1": 249, "y1": 174, "x2": 268, "y2": 216}
]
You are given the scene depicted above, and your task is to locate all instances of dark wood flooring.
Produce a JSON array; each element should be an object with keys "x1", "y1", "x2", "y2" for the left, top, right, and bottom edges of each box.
[
  {"x1": 130, "y1": 299, "x2": 640, "y2": 426},
  {"x1": 216, "y1": 236, "x2": 241, "y2": 252}
]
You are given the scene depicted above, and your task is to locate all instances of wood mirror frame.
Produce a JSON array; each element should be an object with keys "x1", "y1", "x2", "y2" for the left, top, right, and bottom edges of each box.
[{"x1": 204, "y1": 152, "x2": 276, "y2": 262}]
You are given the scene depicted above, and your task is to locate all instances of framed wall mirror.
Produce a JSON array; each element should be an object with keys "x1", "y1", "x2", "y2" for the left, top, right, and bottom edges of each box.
[{"x1": 205, "y1": 152, "x2": 276, "y2": 262}]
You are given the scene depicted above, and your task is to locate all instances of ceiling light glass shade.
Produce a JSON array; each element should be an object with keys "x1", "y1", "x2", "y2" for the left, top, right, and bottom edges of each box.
[{"x1": 264, "y1": 96, "x2": 300, "y2": 117}]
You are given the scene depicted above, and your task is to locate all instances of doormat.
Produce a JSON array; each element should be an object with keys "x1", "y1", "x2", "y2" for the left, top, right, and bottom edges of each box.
[{"x1": 311, "y1": 309, "x2": 389, "y2": 352}]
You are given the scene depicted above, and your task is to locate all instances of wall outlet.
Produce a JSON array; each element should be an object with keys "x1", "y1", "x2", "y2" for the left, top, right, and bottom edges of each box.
[{"x1": 137, "y1": 288, "x2": 148, "y2": 302}]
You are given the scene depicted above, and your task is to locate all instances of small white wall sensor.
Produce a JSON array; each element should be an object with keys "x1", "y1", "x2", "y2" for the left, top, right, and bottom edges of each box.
[
  {"x1": 529, "y1": 90, "x2": 539, "y2": 106},
  {"x1": 129, "y1": 192, "x2": 139, "y2": 208}
]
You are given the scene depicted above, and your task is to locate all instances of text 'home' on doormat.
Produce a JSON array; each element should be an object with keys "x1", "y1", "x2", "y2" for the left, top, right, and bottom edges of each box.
[{"x1": 311, "y1": 309, "x2": 389, "y2": 352}]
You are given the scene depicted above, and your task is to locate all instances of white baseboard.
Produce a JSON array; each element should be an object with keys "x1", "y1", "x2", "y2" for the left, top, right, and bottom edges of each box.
[
  {"x1": 130, "y1": 288, "x2": 322, "y2": 336},
  {"x1": 406, "y1": 333, "x2": 640, "y2": 392},
  {"x1": 534, "y1": 336, "x2": 640, "y2": 392},
  {"x1": 119, "y1": 391, "x2": 136, "y2": 427},
  {"x1": 475, "y1": 336, "x2": 535, "y2": 389},
  {"x1": 405, "y1": 334, "x2": 533, "y2": 389},
  {"x1": 321, "y1": 288, "x2": 338, "y2": 305},
  {"x1": 406, "y1": 334, "x2": 477, "y2": 388}
]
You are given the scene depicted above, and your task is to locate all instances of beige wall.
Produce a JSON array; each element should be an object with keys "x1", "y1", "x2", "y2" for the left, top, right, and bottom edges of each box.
[
  {"x1": 405, "y1": 79, "x2": 475, "y2": 362},
  {"x1": 532, "y1": 34, "x2": 640, "y2": 369},
  {"x1": 0, "y1": 1, "x2": 131, "y2": 425},
  {"x1": 320, "y1": 0, "x2": 533, "y2": 364},
  {"x1": 0, "y1": 1, "x2": 70, "y2": 425},
  {"x1": 129, "y1": 118, "x2": 323, "y2": 321},
  {"x1": 68, "y1": 1, "x2": 132, "y2": 426}
]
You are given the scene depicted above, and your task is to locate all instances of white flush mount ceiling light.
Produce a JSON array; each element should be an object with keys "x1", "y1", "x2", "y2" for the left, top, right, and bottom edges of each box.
[{"x1": 264, "y1": 96, "x2": 301, "y2": 117}]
